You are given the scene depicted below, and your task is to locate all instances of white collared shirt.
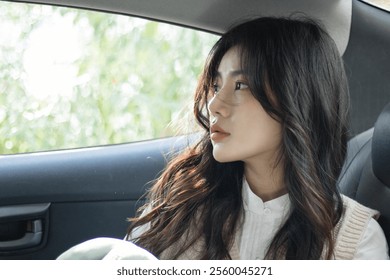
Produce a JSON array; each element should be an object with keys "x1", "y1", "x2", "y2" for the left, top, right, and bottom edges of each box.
[
  {"x1": 237, "y1": 179, "x2": 389, "y2": 259},
  {"x1": 237, "y1": 179, "x2": 290, "y2": 259}
]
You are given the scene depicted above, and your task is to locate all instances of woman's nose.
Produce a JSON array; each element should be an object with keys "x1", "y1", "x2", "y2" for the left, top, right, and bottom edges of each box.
[
  {"x1": 207, "y1": 89, "x2": 230, "y2": 118},
  {"x1": 207, "y1": 94, "x2": 223, "y2": 116}
]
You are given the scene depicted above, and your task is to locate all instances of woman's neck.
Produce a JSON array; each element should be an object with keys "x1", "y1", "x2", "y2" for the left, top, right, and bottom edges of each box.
[{"x1": 244, "y1": 158, "x2": 286, "y2": 202}]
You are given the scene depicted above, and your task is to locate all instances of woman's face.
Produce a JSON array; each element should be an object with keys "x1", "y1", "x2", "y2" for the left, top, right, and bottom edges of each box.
[{"x1": 208, "y1": 47, "x2": 283, "y2": 165}]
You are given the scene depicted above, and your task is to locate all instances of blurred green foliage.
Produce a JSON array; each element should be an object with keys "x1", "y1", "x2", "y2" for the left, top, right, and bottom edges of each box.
[{"x1": 0, "y1": 2, "x2": 218, "y2": 154}]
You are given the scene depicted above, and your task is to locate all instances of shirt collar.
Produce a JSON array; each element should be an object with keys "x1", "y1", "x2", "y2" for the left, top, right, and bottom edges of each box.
[{"x1": 242, "y1": 178, "x2": 290, "y2": 215}]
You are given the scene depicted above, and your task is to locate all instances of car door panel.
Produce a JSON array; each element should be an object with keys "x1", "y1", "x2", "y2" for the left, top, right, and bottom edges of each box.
[{"x1": 0, "y1": 136, "x2": 188, "y2": 259}]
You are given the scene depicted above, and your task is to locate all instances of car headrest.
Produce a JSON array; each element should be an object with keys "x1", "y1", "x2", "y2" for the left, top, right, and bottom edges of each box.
[{"x1": 372, "y1": 102, "x2": 390, "y2": 187}]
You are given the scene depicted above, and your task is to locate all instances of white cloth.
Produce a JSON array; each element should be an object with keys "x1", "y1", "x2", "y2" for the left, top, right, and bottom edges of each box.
[
  {"x1": 237, "y1": 179, "x2": 290, "y2": 259},
  {"x1": 354, "y1": 219, "x2": 389, "y2": 259},
  {"x1": 57, "y1": 237, "x2": 157, "y2": 260},
  {"x1": 238, "y1": 179, "x2": 389, "y2": 259}
]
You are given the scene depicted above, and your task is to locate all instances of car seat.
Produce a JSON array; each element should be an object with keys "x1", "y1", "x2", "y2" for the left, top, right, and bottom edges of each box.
[{"x1": 338, "y1": 102, "x2": 390, "y2": 245}]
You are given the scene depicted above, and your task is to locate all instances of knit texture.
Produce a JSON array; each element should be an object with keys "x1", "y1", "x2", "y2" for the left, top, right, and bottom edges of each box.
[{"x1": 333, "y1": 196, "x2": 379, "y2": 259}]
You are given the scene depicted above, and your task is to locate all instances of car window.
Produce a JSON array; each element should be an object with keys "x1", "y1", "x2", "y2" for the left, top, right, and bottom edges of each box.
[{"x1": 0, "y1": 1, "x2": 218, "y2": 154}]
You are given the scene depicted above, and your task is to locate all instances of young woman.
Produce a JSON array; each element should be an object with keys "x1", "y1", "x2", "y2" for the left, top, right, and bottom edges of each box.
[{"x1": 126, "y1": 16, "x2": 389, "y2": 260}]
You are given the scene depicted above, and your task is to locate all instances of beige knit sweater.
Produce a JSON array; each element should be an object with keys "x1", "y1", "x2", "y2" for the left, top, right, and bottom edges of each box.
[
  {"x1": 159, "y1": 196, "x2": 379, "y2": 260},
  {"x1": 333, "y1": 196, "x2": 379, "y2": 259}
]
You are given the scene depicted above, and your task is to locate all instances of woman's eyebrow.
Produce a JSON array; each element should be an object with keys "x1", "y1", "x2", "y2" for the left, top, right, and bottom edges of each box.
[
  {"x1": 230, "y1": 70, "x2": 245, "y2": 77},
  {"x1": 215, "y1": 69, "x2": 245, "y2": 78}
]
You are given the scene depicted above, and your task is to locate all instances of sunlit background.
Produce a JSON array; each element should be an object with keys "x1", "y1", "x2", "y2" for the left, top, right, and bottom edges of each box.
[{"x1": 0, "y1": 2, "x2": 218, "y2": 154}]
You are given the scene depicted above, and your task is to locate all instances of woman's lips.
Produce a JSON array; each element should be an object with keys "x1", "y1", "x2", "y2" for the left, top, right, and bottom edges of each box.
[{"x1": 210, "y1": 124, "x2": 230, "y2": 142}]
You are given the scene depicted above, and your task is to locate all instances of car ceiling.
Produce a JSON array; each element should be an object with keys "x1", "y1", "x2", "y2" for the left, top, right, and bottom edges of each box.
[{"x1": 8, "y1": 0, "x2": 352, "y2": 55}]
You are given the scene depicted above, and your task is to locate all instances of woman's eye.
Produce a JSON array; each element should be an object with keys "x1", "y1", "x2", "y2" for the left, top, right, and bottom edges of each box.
[
  {"x1": 212, "y1": 83, "x2": 220, "y2": 94},
  {"x1": 235, "y1": 81, "x2": 248, "y2": 90}
]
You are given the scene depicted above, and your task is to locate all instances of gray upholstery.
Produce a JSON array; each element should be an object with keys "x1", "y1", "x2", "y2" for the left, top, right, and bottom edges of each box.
[
  {"x1": 372, "y1": 103, "x2": 390, "y2": 187},
  {"x1": 18, "y1": 0, "x2": 352, "y2": 55},
  {"x1": 339, "y1": 102, "x2": 390, "y2": 244}
]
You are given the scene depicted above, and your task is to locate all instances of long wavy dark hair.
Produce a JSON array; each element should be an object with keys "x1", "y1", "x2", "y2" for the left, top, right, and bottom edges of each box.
[{"x1": 127, "y1": 16, "x2": 349, "y2": 260}]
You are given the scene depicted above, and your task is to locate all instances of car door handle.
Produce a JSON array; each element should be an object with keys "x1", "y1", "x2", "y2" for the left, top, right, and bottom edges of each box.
[
  {"x1": 0, "y1": 219, "x2": 43, "y2": 250},
  {"x1": 0, "y1": 203, "x2": 50, "y2": 252}
]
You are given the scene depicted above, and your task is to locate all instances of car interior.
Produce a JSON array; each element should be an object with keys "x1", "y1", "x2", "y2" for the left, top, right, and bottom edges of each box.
[
  {"x1": 0, "y1": 0, "x2": 389, "y2": 259},
  {"x1": 338, "y1": 102, "x2": 390, "y2": 245}
]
